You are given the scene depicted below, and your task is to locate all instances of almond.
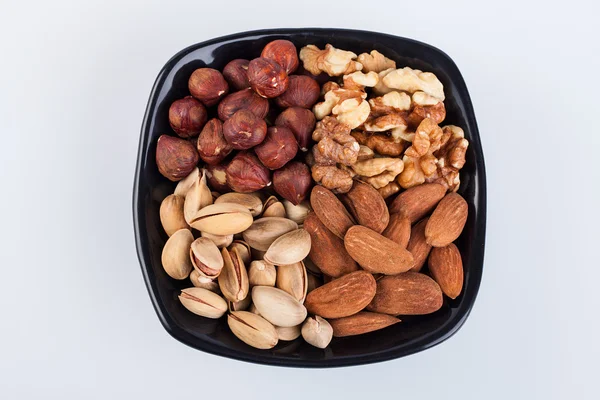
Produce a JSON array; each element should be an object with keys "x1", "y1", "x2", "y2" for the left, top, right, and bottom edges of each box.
[
  {"x1": 304, "y1": 271, "x2": 376, "y2": 318},
  {"x1": 310, "y1": 185, "x2": 355, "y2": 239},
  {"x1": 341, "y1": 180, "x2": 389, "y2": 233},
  {"x1": 367, "y1": 272, "x2": 443, "y2": 315},
  {"x1": 388, "y1": 183, "x2": 446, "y2": 223},
  {"x1": 329, "y1": 312, "x2": 400, "y2": 337},
  {"x1": 303, "y1": 212, "x2": 359, "y2": 278},
  {"x1": 407, "y1": 218, "x2": 432, "y2": 272},
  {"x1": 382, "y1": 213, "x2": 411, "y2": 248},
  {"x1": 425, "y1": 193, "x2": 468, "y2": 247},
  {"x1": 428, "y1": 243, "x2": 463, "y2": 299},
  {"x1": 344, "y1": 225, "x2": 414, "y2": 275}
]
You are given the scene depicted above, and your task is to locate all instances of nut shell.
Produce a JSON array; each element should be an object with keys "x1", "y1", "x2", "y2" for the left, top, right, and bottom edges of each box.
[
  {"x1": 188, "y1": 68, "x2": 229, "y2": 106},
  {"x1": 275, "y1": 75, "x2": 320, "y2": 109},
  {"x1": 275, "y1": 107, "x2": 316, "y2": 151},
  {"x1": 248, "y1": 57, "x2": 289, "y2": 98},
  {"x1": 228, "y1": 311, "x2": 278, "y2": 349},
  {"x1": 161, "y1": 229, "x2": 194, "y2": 280},
  {"x1": 261, "y1": 39, "x2": 299, "y2": 74},
  {"x1": 222, "y1": 109, "x2": 267, "y2": 150},
  {"x1": 169, "y1": 96, "x2": 207, "y2": 138},
  {"x1": 273, "y1": 162, "x2": 312, "y2": 205},
  {"x1": 255, "y1": 126, "x2": 298, "y2": 170},
  {"x1": 156, "y1": 135, "x2": 199, "y2": 182},
  {"x1": 197, "y1": 118, "x2": 232, "y2": 165},
  {"x1": 226, "y1": 152, "x2": 271, "y2": 193},
  {"x1": 160, "y1": 194, "x2": 189, "y2": 236},
  {"x1": 264, "y1": 229, "x2": 311, "y2": 266},
  {"x1": 218, "y1": 88, "x2": 269, "y2": 121},
  {"x1": 223, "y1": 59, "x2": 250, "y2": 90}
]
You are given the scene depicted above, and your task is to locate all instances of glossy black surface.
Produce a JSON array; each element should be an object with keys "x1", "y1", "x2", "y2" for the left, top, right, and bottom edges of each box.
[{"x1": 133, "y1": 28, "x2": 486, "y2": 367}]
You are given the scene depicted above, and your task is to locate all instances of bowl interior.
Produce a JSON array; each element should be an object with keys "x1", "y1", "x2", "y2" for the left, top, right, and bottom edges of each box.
[{"x1": 133, "y1": 28, "x2": 486, "y2": 367}]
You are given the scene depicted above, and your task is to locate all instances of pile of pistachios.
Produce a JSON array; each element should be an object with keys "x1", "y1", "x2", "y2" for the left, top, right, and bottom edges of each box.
[{"x1": 160, "y1": 167, "x2": 332, "y2": 349}]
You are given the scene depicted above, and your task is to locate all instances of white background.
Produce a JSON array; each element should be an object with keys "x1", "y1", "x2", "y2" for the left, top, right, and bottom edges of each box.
[{"x1": 1, "y1": 0, "x2": 599, "y2": 398}]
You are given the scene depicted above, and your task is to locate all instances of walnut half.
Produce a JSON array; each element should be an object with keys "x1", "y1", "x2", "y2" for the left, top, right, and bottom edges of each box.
[{"x1": 299, "y1": 44, "x2": 363, "y2": 76}]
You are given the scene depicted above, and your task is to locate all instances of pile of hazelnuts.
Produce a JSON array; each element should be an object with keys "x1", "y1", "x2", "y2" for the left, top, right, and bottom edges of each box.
[{"x1": 156, "y1": 39, "x2": 321, "y2": 205}]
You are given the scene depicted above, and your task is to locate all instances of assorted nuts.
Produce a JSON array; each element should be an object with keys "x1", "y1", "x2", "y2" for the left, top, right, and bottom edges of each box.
[{"x1": 155, "y1": 39, "x2": 471, "y2": 350}]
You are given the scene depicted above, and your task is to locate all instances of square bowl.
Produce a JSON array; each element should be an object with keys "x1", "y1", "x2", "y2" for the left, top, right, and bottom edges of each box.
[{"x1": 133, "y1": 28, "x2": 486, "y2": 367}]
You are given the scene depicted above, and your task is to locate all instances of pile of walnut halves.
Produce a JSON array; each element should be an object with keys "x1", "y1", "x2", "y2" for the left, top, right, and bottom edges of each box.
[{"x1": 300, "y1": 44, "x2": 469, "y2": 197}]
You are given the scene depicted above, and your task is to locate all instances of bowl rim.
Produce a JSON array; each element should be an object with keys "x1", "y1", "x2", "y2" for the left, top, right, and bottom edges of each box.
[{"x1": 133, "y1": 27, "x2": 487, "y2": 368}]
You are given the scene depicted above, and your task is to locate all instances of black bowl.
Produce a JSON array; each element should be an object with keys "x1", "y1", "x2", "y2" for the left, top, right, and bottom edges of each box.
[{"x1": 133, "y1": 28, "x2": 486, "y2": 367}]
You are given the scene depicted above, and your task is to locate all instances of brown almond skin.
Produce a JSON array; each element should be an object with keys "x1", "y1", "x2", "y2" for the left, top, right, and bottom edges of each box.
[
  {"x1": 304, "y1": 271, "x2": 376, "y2": 319},
  {"x1": 341, "y1": 180, "x2": 389, "y2": 233},
  {"x1": 344, "y1": 226, "x2": 414, "y2": 275},
  {"x1": 367, "y1": 272, "x2": 443, "y2": 315},
  {"x1": 382, "y1": 213, "x2": 411, "y2": 248},
  {"x1": 310, "y1": 185, "x2": 355, "y2": 239},
  {"x1": 428, "y1": 243, "x2": 464, "y2": 299},
  {"x1": 329, "y1": 312, "x2": 400, "y2": 337},
  {"x1": 407, "y1": 218, "x2": 432, "y2": 272},
  {"x1": 425, "y1": 193, "x2": 468, "y2": 247},
  {"x1": 389, "y1": 183, "x2": 446, "y2": 223},
  {"x1": 304, "y1": 212, "x2": 359, "y2": 278}
]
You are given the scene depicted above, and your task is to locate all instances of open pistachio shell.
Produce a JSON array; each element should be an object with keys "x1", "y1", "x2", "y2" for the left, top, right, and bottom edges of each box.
[
  {"x1": 190, "y1": 237, "x2": 224, "y2": 278},
  {"x1": 276, "y1": 261, "x2": 308, "y2": 303},
  {"x1": 229, "y1": 240, "x2": 251, "y2": 265},
  {"x1": 251, "y1": 286, "x2": 307, "y2": 327},
  {"x1": 218, "y1": 247, "x2": 249, "y2": 302},
  {"x1": 190, "y1": 203, "x2": 253, "y2": 235},
  {"x1": 228, "y1": 311, "x2": 278, "y2": 349},
  {"x1": 248, "y1": 260, "x2": 277, "y2": 287},
  {"x1": 174, "y1": 167, "x2": 200, "y2": 197},
  {"x1": 200, "y1": 231, "x2": 234, "y2": 249},
  {"x1": 215, "y1": 192, "x2": 263, "y2": 216},
  {"x1": 184, "y1": 171, "x2": 213, "y2": 224},
  {"x1": 179, "y1": 287, "x2": 227, "y2": 319}
]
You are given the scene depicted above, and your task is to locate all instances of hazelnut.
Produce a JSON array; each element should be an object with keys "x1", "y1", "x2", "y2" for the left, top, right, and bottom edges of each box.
[
  {"x1": 197, "y1": 118, "x2": 232, "y2": 165},
  {"x1": 156, "y1": 135, "x2": 199, "y2": 181},
  {"x1": 168, "y1": 96, "x2": 207, "y2": 138},
  {"x1": 254, "y1": 126, "x2": 298, "y2": 170},
  {"x1": 274, "y1": 75, "x2": 320, "y2": 109},
  {"x1": 260, "y1": 39, "x2": 299, "y2": 74},
  {"x1": 274, "y1": 107, "x2": 316, "y2": 151},
  {"x1": 223, "y1": 59, "x2": 250, "y2": 90},
  {"x1": 218, "y1": 88, "x2": 270, "y2": 121},
  {"x1": 205, "y1": 164, "x2": 230, "y2": 193},
  {"x1": 248, "y1": 57, "x2": 289, "y2": 99},
  {"x1": 189, "y1": 68, "x2": 229, "y2": 106},
  {"x1": 273, "y1": 161, "x2": 312, "y2": 205},
  {"x1": 226, "y1": 152, "x2": 271, "y2": 193},
  {"x1": 223, "y1": 109, "x2": 267, "y2": 150}
]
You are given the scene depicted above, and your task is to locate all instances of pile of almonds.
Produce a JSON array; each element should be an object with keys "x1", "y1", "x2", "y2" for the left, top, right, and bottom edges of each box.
[{"x1": 155, "y1": 39, "x2": 470, "y2": 350}]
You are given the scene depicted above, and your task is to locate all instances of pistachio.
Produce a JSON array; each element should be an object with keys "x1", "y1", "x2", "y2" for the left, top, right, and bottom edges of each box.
[
  {"x1": 276, "y1": 261, "x2": 308, "y2": 303},
  {"x1": 301, "y1": 316, "x2": 333, "y2": 348},
  {"x1": 262, "y1": 196, "x2": 286, "y2": 218},
  {"x1": 190, "y1": 270, "x2": 221, "y2": 293},
  {"x1": 200, "y1": 231, "x2": 234, "y2": 249},
  {"x1": 227, "y1": 311, "x2": 278, "y2": 349},
  {"x1": 184, "y1": 171, "x2": 213, "y2": 224},
  {"x1": 229, "y1": 240, "x2": 251, "y2": 265},
  {"x1": 242, "y1": 217, "x2": 298, "y2": 251},
  {"x1": 276, "y1": 324, "x2": 302, "y2": 341},
  {"x1": 282, "y1": 200, "x2": 311, "y2": 225},
  {"x1": 161, "y1": 229, "x2": 194, "y2": 279},
  {"x1": 174, "y1": 167, "x2": 200, "y2": 197},
  {"x1": 190, "y1": 203, "x2": 253, "y2": 235},
  {"x1": 190, "y1": 237, "x2": 224, "y2": 278},
  {"x1": 160, "y1": 194, "x2": 189, "y2": 236},
  {"x1": 228, "y1": 295, "x2": 251, "y2": 312},
  {"x1": 218, "y1": 247, "x2": 249, "y2": 302},
  {"x1": 264, "y1": 229, "x2": 311, "y2": 266},
  {"x1": 178, "y1": 287, "x2": 227, "y2": 319},
  {"x1": 215, "y1": 192, "x2": 263, "y2": 216},
  {"x1": 251, "y1": 286, "x2": 307, "y2": 327},
  {"x1": 248, "y1": 260, "x2": 277, "y2": 287}
]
